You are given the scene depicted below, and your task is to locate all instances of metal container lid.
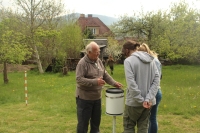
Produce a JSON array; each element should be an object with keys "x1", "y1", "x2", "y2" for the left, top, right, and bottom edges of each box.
[{"x1": 106, "y1": 88, "x2": 124, "y2": 94}]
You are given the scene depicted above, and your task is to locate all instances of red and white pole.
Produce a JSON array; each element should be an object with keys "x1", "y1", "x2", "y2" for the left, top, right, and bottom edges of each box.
[{"x1": 24, "y1": 71, "x2": 28, "y2": 106}]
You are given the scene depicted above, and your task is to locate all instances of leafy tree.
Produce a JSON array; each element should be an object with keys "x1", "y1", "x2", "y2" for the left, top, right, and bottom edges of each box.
[
  {"x1": 105, "y1": 37, "x2": 122, "y2": 61},
  {"x1": 59, "y1": 21, "x2": 83, "y2": 60},
  {"x1": 0, "y1": 9, "x2": 32, "y2": 83},
  {"x1": 54, "y1": 13, "x2": 84, "y2": 71},
  {"x1": 111, "y1": 1, "x2": 200, "y2": 64},
  {"x1": 163, "y1": 1, "x2": 200, "y2": 63},
  {"x1": 15, "y1": 0, "x2": 65, "y2": 73},
  {"x1": 0, "y1": 29, "x2": 31, "y2": 83},
  {"x1": 110, "y1": 14, "x2": 139, "y2": 39},
  {"x1": 35, "y1": 27, "x2": 61, "y2": 68}
]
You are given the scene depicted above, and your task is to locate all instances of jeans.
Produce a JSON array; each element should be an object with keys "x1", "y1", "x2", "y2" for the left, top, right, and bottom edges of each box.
[
  {"x1": 148, "y1": 89, "x2": 162, "y2": 133},
  {"x1": 76, "y1": 97, "x2": 101, "y2": 133},
  {"x1": 123, "y1": 105, "x2": 151, "y2": 133}
]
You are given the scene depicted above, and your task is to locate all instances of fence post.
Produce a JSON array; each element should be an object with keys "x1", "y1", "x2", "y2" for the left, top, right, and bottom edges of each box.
[{"x1": 24, "y1": 71, "x2": 28, "y2": 106}]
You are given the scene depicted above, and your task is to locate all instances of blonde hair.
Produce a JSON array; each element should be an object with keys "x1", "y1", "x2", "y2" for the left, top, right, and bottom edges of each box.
[{"x1": 138, "y1": 43, "x2": 158, "y2": 58}]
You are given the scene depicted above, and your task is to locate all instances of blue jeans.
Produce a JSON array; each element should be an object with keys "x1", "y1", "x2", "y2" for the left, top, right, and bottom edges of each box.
[
  {"x1": 149, "y1": 89, "x2": 162, "y2": 133},
  {"x1": 76, "y1": 97, "x2": 101, "y2": 133}
]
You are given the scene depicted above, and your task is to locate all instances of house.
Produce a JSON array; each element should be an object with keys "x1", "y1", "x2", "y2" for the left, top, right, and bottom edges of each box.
[{"x1": 77, "y1": 14, "x2": 112, "y2": 38}]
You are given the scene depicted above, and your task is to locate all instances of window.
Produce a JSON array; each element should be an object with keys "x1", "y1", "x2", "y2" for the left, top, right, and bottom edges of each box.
[{"x1": 92, "y1": 28, "x2": 96, "y2": 34}]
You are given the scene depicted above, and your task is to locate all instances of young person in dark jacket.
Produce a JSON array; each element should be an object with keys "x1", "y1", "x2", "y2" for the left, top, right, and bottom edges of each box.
[{"x1": 75, "y1": 41, "x2": 122, "y2": 133}]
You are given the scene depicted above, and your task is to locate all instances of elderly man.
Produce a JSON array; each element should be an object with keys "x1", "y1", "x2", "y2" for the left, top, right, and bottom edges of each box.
[{"x1": 75, "y1": 41, "x2": 122, "y2": 133}]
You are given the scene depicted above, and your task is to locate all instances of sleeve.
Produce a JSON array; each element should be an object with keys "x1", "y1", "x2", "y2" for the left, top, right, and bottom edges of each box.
[
  {"x1": 100, "y1": 60, "x2": 116, "y2": 86},
  {"x1": 103, "y1": 70, "x2": 116, "y2": 86},
  {"x1": 160, "y1": 62, "x2": 162, "y2": 80},
  {"x1": 124, "y1": 60, "x2": 144, "y2": 103},
  {"x1": 76, "y1": 63, "x2": 98, "y2": 87},
  {"x1": 145, "y1": 61, "x2": 160, "y2": 102},
  {"x1": 155, "y1": 58, "x2": 162, "y2": 79}
]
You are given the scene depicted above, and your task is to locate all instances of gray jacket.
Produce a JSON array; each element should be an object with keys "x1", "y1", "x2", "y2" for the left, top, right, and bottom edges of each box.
[
  {"x1": 76, "y1": 55, "x2": 117, "y2": 100},
  {"x1": 124, "y1": 51, "x2": 160, "y2": 106},
  {"x1": 154, "y1": 58, "x2": 162, "y2": 89}
]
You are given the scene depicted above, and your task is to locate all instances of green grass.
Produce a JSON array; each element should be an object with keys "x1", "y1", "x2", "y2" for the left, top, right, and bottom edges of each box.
[{"x1": 0, "y1": 64, "x2": 200, "y2": 132}]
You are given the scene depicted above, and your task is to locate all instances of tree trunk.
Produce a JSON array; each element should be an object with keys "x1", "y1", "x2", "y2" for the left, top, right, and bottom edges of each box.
[
  {"x1": 3, "y1": 62, "x2": 9, "y2": 84},
  {"x1": 34, "y1": 45, "x2": 44, "y2": 73}
]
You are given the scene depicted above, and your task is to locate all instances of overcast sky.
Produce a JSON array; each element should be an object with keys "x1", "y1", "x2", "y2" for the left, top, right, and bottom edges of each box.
[
  {"x1": 63, "y1": 0, "x2": 200, "y2": 17},
  {"x1": 1, "y1": 0, "x2": 200, "y2": 18}
]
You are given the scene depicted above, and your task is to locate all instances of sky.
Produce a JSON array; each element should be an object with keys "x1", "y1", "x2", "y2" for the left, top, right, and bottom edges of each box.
[
  {"x1": 63, "y1": 0, "x2": 200, "y2": 17},
  {"x1": 1, "y1": 0, "x2": 200, "y2": 18}
]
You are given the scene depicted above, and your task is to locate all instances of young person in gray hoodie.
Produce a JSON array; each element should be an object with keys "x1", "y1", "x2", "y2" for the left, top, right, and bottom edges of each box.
[
  {"x1": 138, "y1": 43, "x2": 162, "y2": 133},
  {"x1": 122, "y1": 40, "x2": 160, "y2": 133},
  {"x1": 76, "y1": 41, "x2": 122, "y2": 133}
]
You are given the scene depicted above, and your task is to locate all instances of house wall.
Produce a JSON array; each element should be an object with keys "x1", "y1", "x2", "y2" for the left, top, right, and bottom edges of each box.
[{"x1": 88, "y1": 27, "x2": 99, "y2": 35}]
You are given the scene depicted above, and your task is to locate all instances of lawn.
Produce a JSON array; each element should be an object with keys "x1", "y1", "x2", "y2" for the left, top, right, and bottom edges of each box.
[{"x1": 0, "y1": 64, "x2": 200, "y2": 133}]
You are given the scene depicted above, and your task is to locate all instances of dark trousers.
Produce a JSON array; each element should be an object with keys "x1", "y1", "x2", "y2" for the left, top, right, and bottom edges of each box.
[
  {"x1": 109, "y1": 66, "x2": 114, "y2": 71},
  {"x1": 109, "y1": 66, "x2": 114, "y2": 75},
  {"x1": 76, "y1": 97, "x2": 101, "y2": 133}
]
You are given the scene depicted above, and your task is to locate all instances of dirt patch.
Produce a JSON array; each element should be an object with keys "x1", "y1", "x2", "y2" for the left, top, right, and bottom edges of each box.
[{"x1": 0, "y1": 64, "x2": 37, "y2": 73}]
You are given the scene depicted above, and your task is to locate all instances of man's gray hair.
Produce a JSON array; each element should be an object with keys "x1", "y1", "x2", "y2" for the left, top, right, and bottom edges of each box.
[{"x1": 85, "y1": 41, "x2": 99, "y2": 54}]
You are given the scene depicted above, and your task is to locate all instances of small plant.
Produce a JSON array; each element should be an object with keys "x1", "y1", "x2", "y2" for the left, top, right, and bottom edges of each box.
[{"x1": 52, "y1": 59, "x2": 64, "y2": 73}]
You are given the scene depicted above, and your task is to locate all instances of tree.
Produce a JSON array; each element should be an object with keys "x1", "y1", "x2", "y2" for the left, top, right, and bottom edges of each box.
[
  {"x1": 34, "y1": 27, "x2": 61, "y2": 68},
  {"x1": 105, "y1": 37, "x2": 122, "y2": 61},
  {"x1": 162, "y1": 1, "x2": 200, "y2": 63},
  {"x1": 0, "y1": 9, "x2": 32, "y2": 83},
  {"x1": 15, "y1": 0, "x2": 65, "y2": 73},
  {"x1": 34, "y1": 12, "x2": 83, "y2": 72},
  {"x1": 59, "y1": 18, "x2": 83, "y2": 60},
  {"x1": 0, "y1": 28, "x2": 31, "y2": 83},
  {"x1": 110, "y1": 14, "x2": 140, "y2": 39},
  {"x1": 111, "y1": 1, "x2": 200, "y2": 63}
]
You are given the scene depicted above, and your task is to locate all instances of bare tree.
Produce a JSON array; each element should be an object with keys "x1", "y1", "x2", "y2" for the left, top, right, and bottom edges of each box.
[{"x1": 15, "y1": 0, "x2": 65, "y2": 73}]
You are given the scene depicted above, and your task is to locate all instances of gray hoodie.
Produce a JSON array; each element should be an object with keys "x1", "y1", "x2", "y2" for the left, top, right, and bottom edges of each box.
[{"x1": 124, "y1": 51, "x2": 160, "y2": 106}]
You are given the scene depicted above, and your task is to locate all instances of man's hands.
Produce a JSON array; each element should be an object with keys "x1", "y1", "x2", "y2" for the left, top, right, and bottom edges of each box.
[
  {"x1": 143, "y1": 101, "x2": 152, "y2": 109},
  {"x1": 97, "y1": 78, "x2": 123, "y2": 88},
  {"x1": 114, "y1": 82, "x2": 123, "y2": 88},
  {"x1": 97, "y1": 77, "x2": 105, "y2": 86}
]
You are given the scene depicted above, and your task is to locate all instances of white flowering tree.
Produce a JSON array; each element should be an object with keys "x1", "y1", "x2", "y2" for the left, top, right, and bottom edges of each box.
[{"x1": 105, "y1": 37, "x2": 122, "y2": 62}]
